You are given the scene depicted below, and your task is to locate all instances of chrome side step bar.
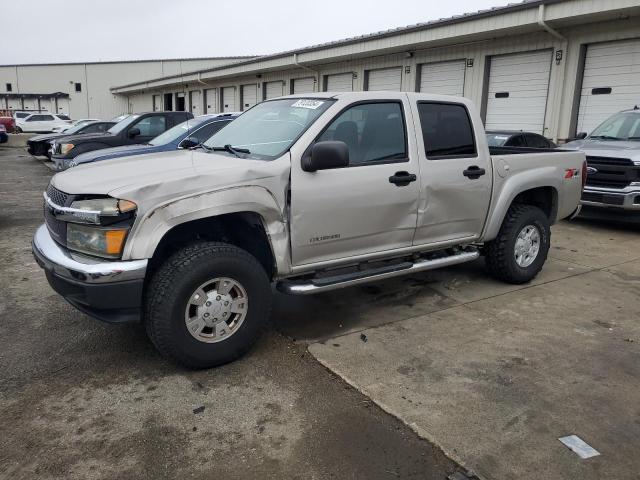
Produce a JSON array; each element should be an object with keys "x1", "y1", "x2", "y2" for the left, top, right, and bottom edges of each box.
[{"x1": 276, "y1": 250, "x2": 479, "y2": 295}]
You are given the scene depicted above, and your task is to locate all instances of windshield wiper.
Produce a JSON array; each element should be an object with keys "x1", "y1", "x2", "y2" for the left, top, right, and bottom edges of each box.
[
  {"x1": 626, "y1": 136, "x2": 640, "y2": 140},
  {"x1": 589, "y1": 135, "x2": 623, "y2": 140},
  {"x1": 196, "y1": 143, "x2": 214, "y2": 151},
  {"x1": 210, "y1": 144, "x2": 251, "y2": 157}
]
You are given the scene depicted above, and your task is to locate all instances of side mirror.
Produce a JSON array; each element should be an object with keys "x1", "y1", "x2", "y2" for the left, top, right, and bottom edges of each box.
[
  {"x1": 128, "y1": 127, "x2": 141, "y2": 138},
  {"x1": 302, "y1": 141, "x2": 349, "y2": 172},
  {"x1": 576, "y1": 132, "x2": 587, "y2": 140},
  {"x1": 180, "y1": 137, "x2": 199, "y2": 149}
]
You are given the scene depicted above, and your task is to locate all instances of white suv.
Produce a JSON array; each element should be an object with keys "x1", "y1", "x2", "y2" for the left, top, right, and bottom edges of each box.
[{"x1": 17, "y1": 113, "x2": 72, "y2": 133}]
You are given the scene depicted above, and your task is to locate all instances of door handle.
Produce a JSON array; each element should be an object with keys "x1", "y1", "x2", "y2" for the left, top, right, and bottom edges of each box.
[
  {"x1": 389, "y1": 171, "x2": 417, "y2": 187},
  {"x1": 463, "y1": 165, "x2": 486, "y2": 179}
]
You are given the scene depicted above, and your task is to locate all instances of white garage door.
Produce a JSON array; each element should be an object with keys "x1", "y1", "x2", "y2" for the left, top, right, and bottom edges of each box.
[
  {"x1": 485, "y1": 50, "x2": 552, "y2": 134},
  {"x1": 7, "y1": 98, "x2": 21, "y2": 111},
  {"x1": 577, "y1": 39, "x2": 640, "y2": 134},
  {"x1": 205, "y1": 88, "x2": 217, "y2": 114},
  {"x1": 419, "y1": 60, "x2": 466, "y2": 96},
  {"x1": 241, "y1": 84, "x2": 258, "y2": 110},
  {"x1": 152, "y1": 94, "x2": 162, "y2": 111},
  {"x1": 367, "y1": 67, "x2": 402, "y2": 91},
  {"x1": 189, "y1": 90, "x2": 201, "y2": 114},
  {"x1": 221, "y1": 87, "x2": 237, "y2": 112},
  {"x1": 325, "y1": 73, "x2": 353, "y2": 92},
  {"x1": 293, "y1": 77, "x2": 315, "y2": 94},
  {"x1": 264, "y1": 81, "x2": 284, "y2": 100}
]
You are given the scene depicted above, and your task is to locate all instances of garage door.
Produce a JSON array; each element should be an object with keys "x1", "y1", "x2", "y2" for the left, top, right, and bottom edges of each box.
[
  {"x1": 221, "y1": 87, "x2": 237, "y2": 112},
  {"x1": 241, "y1": 84, "x2": 257, "y2": 110},
  {"x1": 419, "y1": 60, "x2": 466, "y2": 96},
  {"x1": 292, "y1": 77, "x2": 315, "y2": 94},
  {"x1": 152, "y1": 94, "x2": 162, "y2": 111},
  {"x1": 325, "y1": 73, "x2": 353, "y2": 92},
  {"x1": 367, "y1": 67, "x2": 402, "y2": 91},
  {"x1": 485, "y1": 50, "x2": 552, "y2": 134},
  {"x1": 189, "y1": 91, "x2": 201, "y2": 114},
  {"x1": 264, "y1": 81, "x2": 284, "y2": 100},
  {"x1": 576, "y1": 39, "x2": 640, "y2": 134},
  {"x1": 204, "y1": 88, "x2": 217, "y2": 114}
]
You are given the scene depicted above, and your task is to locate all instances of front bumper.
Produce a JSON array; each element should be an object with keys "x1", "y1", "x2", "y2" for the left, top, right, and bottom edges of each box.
[
  {"x1": 581, "y1": 186, "x2": 640, "y2": 211},
  {"x1": 32, "y1": 224, "x2": 148, "y2": 323}
]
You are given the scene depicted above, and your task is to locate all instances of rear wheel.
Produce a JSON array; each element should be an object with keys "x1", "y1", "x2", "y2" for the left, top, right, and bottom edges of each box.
[
  {"x1": 485, "y1": 204, "x2": 550, "y2": 284},
  {"x1": 144, "y1": 242, "x2": 272, "y2": 369}
]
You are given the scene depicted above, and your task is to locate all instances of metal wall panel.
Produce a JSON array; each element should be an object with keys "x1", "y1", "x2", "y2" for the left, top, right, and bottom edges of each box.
[
  {"x1": 576, "y1": 38, "x2": 640, "y2": 134},
  {"x1": 485, "y1": 50, "x2": 552, "y2": 133},
  {"x1": 419, "y1": 60, "x2": 466, "y2": 96}
]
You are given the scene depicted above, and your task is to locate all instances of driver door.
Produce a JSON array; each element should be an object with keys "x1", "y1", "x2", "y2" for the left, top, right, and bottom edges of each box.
[
  {"x1": 290, "y1": 97, "x2": 421, "y2": 267},
  {"x1": 128, "y1": 115, "x2": 167, "y2": 144}
]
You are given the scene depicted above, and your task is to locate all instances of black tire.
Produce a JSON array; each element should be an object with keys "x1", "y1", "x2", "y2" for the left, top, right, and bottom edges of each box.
[
  {"x1": 144, "y1": 241, "x2": 272, "y2": 369},
  {"x1": 15, "y1": 127, "x2": 22, "y2": 133},
  {"x1": 485, "y1": 204, "x2": 550, "y2": 284}
]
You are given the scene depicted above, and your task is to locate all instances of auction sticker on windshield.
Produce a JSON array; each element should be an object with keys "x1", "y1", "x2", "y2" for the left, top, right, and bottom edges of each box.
[{"x1": 292, "y1": 99, "x2": 325, "y2": 109}]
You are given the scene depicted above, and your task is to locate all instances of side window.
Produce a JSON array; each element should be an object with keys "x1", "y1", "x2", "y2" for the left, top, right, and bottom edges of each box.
[
  {"x1": 525, "y1": 134, "x2": 551, "y2": 148},
  {"x1": 317, "y1": 102, "x2": 406, "y2": 165},
  {"x1": 190, "y1": 121, "x2": 228, "y2": 143},
  {"x1": 506, "y1": 134, "x2": 525, "y2": 147},
  {"x1": 42, "y1": 115, "x2": 55, "y2": 121},
  {"x1": 417, "y1": 102, "x2": 476, "y2": 159},
  {"x1": 133, "y1": 116, "x2": 166, "y2": 137}
]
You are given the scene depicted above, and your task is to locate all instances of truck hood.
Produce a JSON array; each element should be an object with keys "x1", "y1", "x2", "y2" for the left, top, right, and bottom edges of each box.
[
  {"x1": 28, "y1": 132, "x2": 68, "y2": 142},
  {"x1": 51, "y1": 150, "x2": 287, "y2": 208},
  {"x1": 72, "y1": 143, "x2": 153, "y2": 164},
  {"x1": 563, "y1": 138, "x2": 640, "y2": 163},
  {"x1": 55, "y1": 132, "x2": 112, "y2": 145}
]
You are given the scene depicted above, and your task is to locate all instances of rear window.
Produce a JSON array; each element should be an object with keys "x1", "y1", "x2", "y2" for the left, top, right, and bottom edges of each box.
[
  {"x1": 56, "y1": 114, "x2": 71, "y2": 120},
  {"x1": 417, "y1": 102, "x2": 477, "y2": 159}
]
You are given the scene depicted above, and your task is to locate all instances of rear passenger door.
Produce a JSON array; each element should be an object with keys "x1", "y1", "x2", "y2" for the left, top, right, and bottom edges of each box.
[
  {"x1": 411, "y1": 101, "x2": 492, "y2": 246},
  {"x1": 290, "y1": 97, "x2": 421, "y2": 267}
]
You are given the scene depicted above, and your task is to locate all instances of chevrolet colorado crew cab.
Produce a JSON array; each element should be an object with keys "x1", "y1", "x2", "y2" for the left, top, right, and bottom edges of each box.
[
  {"x1": 564, "y1": 108, "x2": 640, "y2": 221},
  {"x1": 33, "y1": 92, "x2": 586, "y2": 368}
]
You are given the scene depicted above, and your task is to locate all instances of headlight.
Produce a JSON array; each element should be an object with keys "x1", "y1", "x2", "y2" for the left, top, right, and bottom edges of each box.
[
  {"x1": 67, "y1": 224, "x2": 129, "y2": 258},
  {"x1": 67, "y1": 198, "x2": 137, "y2": 224},
  {"x1": 60, "y1": 143, "x2": 75, "y2": 155}
]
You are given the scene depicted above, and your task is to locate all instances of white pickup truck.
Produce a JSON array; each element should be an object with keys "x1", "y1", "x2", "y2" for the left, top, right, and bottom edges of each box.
[{"x1": 33, "y1": 92, "x2": 586, "y2": 368}]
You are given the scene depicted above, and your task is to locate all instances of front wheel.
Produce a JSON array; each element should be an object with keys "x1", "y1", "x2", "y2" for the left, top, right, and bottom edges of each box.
[
  {"x1": 144, "y1": 242, "x2": 272, "y2": 369},
  {"x1": 485, "y1": 204, "x2": 550, "y2": 284}
]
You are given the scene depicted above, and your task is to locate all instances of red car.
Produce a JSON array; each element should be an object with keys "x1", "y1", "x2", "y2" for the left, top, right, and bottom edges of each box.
[{"x1": 0, "y1": 116, "x2": 16, "y2": 133}]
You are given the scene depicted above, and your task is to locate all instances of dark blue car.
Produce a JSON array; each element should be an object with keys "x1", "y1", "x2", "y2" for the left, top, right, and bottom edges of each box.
[{"x1": 66, "y1": 113, "x2": 238, "y2": 169}]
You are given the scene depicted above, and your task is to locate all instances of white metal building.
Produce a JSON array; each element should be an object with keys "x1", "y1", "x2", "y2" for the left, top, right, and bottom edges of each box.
[
  {"x1": 3, "y1": 0, "x2": 640, "y2": 142},
  {"x1": 109, "y1": 0, "x2": 640, "y2": 142},
  {"x1": 0, "y1": 57, "x2": 253, "y2": 119}
]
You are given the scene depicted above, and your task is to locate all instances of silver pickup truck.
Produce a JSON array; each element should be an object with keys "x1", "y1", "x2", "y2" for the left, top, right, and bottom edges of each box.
[
  {"x1": 564, "y1": 108, "x2": 640, "y2": 221},
  {"x1": 33, "y1": 92, "x2": 586, "y2": 368}
]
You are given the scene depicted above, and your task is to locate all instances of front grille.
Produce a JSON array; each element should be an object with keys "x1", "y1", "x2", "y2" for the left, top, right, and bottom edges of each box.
[
  {"x1": 581, "y1": 191, "x2": 625, "y2": 206},
  {"x1": 44, "y1": 184, "x2": 70, "y2": 246},
  {"x1": 585, "y1": 156, "x2": 639, "y2": 189},
  {"x1": 46, "y1": 184, "x2": 69, "y2": 206}
]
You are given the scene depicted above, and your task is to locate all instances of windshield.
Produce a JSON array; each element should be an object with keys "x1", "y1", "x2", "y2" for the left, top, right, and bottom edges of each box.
[
  {"x1": 110, "y1": 114, "x2": 130, "y2": 123},
  {"x1": 203, "y1": 98, "x2": 334, "y2": 159},
  {"x1": 149, "y1": 118, "x2": 200, "y2": 146},
  {"x1": 108, "y1": 114, "x2": 140, "y2": 134},
  {"x1": 486, "y1": 134, "x2": 510, "y2": 147},
  {"x1": 590, "y1": 112, "x2": 640, "y2": 140},
  {"x1": 65, "y1": 122, "x2": 94, "y2": 134}
]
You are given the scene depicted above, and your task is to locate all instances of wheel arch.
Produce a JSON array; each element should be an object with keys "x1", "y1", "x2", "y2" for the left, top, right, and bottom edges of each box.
[
  {"x1": 123, "y1": 186, "x2": 290, "y2": 278},
  {"x1": 483, "y1": 183, "x2": 558, "y2": 241}
]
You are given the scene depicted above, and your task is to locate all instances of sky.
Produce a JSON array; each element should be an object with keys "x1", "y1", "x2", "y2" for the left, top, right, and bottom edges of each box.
[{"x1": 1, "y1": 0, "x2": 513, "y2": 64}]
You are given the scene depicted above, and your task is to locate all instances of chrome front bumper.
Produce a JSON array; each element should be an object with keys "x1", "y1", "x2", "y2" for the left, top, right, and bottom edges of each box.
[
  {"x1": 32, "y1": 224, "x2": 148, "y2": 323},
  {"x1": 581, "y1": 186, "x2": 640, "y2": 211},
  {"x1": 32, "y1": 224, "x2": 147, "y2": 283}
]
